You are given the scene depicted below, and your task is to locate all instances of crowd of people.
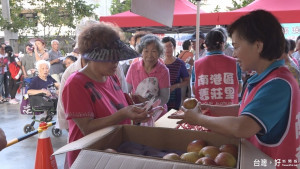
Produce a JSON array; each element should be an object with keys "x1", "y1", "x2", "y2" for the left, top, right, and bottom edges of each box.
[
  {"x1": 0, "y1": 39, "x2": 78, "y2": 104},
  {"x1": 0, "y1": 9, "x2": 299, "y2": 169}
]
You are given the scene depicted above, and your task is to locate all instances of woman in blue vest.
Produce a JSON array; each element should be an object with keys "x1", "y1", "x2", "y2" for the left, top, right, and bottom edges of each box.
[{"x1": 169, "y1": 10, "x2": 300, "y2": 168}]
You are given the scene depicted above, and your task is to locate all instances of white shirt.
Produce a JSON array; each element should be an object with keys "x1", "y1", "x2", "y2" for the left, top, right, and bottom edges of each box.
[
  {"x1": 292, "y1": 51, "x2": 300, "y2": 68},
  {"x1": 56, "y1": 58, "x2": 83, "y2": 130}
]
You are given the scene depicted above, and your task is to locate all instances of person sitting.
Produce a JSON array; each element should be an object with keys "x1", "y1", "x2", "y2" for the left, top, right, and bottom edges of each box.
[
  {"x1": 62, "y1": 22, "x2": 152, "y2": 168},
  {"x1": 27, "y1": 60, "x2": 59, "y2": 97}
]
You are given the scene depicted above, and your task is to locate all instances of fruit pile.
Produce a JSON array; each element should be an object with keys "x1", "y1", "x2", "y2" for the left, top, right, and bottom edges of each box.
[{"x1": 163, "y1": 139, "x2": 238, "y2": 168}]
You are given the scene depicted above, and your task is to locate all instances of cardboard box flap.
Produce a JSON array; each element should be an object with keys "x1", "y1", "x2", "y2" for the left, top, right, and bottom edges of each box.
[
  {"x1": 71, "y1": 150, "x2": 210, "y2": 169},
  {"x1": 240, "y1": 139, "x2": 275, "y2": 169},
  {"x1": 154, "y1": 109, "x2": 180, "y2": 128},
  {"x1": 53, "y1": 126, "x2": 118, "y2": 155}
]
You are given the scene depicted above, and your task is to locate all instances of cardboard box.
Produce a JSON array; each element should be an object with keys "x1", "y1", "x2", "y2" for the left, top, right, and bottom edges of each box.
[
  {"x1": 155, "y1": 109, "x2": 180, "y2": 128},
  {"x1": 54, "y1": 125, "x2": 275, "y2": 169}
]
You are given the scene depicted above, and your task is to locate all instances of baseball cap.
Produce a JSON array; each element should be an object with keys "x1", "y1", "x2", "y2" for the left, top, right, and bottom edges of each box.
[{"x1": 189, "y1": 31, "x2": 205, "y2": 41}]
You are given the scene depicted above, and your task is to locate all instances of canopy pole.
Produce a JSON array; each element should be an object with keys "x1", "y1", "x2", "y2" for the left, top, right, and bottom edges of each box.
[{"x1": 195, "y1": 0, "x2": 201, "y2": 60}]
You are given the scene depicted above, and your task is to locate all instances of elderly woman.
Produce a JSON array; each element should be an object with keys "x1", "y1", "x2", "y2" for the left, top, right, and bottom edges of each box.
[
  {"x1": 27, "y1": 60, "x2": 59, "y2": 96},
  {"x1": 162, "y1": 37, "x2": 189, "y2": 111},
  {"x1": 62, "y1": 22, "x2": 151, "y2": 168},
  {"x1": 126, "y1": 34, "x2": 170, "y2": 120}
]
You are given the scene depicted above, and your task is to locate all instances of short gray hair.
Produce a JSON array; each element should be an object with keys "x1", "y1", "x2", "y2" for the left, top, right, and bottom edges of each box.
[
  {"x1": 136, "y1": 34, "x2": 164, "y2": 58},
  {"x1": 212, "y1": 26, "x2": 228, "y2": 42},
  {"x1": 51, "y1": 40, "x2": 59, "y2": 45},
  {"x1": 36, "y1": 60, "x2": 51, "y2": 70}
]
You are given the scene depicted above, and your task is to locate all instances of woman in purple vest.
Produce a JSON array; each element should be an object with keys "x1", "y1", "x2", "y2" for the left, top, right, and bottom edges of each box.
[{"x1": 169, "y1": 10, "x2": 300, "y2": 168}]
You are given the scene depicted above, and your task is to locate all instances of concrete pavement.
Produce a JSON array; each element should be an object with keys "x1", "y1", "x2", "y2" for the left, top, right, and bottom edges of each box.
[{"x1": 0, "y1": 93, "x2": 68, "y2": 169}]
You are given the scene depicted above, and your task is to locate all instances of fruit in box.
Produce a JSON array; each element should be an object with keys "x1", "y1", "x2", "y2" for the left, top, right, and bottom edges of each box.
[
  {"x1": 195, "y1": 157, "x2": 217, "y2": 166},
  {"x1": 215, "y1": 152, "x2": 237, "y2": 167},
  {"x1": 199, "y1": 146, "x2": 220, "y2": 159},
  {"x1": 104, "y1": 148, "x2": 117, "y2": 153},
  {"x1": 187, "y1": 139, "x2": 207, "y2": 153},
  {"x1": 180, "y1": 152, "x2": 200, "y2": 163},
  {"x1": 163, "y1": 153, "x2": 181, "y2": 161},
  {"x1": 219, "y1": 144, "x2": 238, "y2": 159}
]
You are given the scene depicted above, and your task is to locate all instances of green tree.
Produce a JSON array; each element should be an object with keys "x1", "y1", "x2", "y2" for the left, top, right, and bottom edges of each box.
[
  {"x1": 110, "y1": 0, "x2": 131, "y2": 15},
  {"x1": 0, "y1": 0, "x2": 98, "y2": 38},
  {"x1": 213, "y1": 5, "x2": 221, "y2": 12},
  {"x1": 230, "y1": 0, "x2": 255, "y2": 10}
]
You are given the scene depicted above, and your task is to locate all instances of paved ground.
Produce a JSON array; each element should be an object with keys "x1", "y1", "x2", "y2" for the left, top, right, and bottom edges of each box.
[{"x1": 0, "y1": 93, "x2": 68, "y2": 169}]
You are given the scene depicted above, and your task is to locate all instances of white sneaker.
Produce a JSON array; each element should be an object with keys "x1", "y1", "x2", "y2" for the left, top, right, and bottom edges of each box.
[{"x1": 9, "y1": 99, "x2": 19, "y2": 104}]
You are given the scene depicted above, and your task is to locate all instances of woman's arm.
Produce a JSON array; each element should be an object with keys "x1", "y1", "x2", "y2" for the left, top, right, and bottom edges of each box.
[
  {"x1": 201, "y1": 104, "x2": 240, "y2": 117},
  {"x1": 157, "y1": 87, "x2": 170, "y2": 106},
  {"x1": 42, "y1": 52, "x2": 49, "y2": 61},
  {"x1": 170, "y1": 77, "x2": 190, "y2": 92},
  {"x1": 72, "y1": 105, "x2": 150, "y2": 135},
  {"x1": 54, "y1": 82, "x2": 60, "y2": 89},
  {"x1": 169, "y1": 108, "x2": 261, "y2": 138},
  {"x1": 21, "y1": 66, "x2": 28, "y2": 78},
  {"x1": 27, "y1": 89, "x2": 51, "y2": 96}
]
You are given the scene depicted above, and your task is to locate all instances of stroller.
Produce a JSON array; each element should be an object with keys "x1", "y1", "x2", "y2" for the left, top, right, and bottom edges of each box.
[{"x1": 20, "y1": 83, "x2": 62, "y2": 137}]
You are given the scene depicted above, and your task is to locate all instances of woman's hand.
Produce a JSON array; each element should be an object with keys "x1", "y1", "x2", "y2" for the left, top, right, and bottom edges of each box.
[
  {"x1": 41, "y1": 89, "x2": 51, "y2": 96},
  {"x1": 199, "y1": 104, "x2": 213, "y2": 115},
  {"x1": 121, "y1": 105, "x2": 152, "y2": 123},
  {"x1": 170, "y1": 84, "x2": 178, "y2": 92},
  {"x1": 33, "y1": 45, "x2": 37, "y2": 53},
  {"x1": 131, "y1": 94, "x2": 148, "y2": 104},
  {"x1": 168, "y1": 104, "x2": 208, "y2": 126}
]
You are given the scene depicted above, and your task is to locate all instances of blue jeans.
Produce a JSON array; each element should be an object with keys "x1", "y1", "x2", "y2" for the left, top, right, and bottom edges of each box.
[{"x1": 0, "y1": 74, "x2": 4, "y2": 98}]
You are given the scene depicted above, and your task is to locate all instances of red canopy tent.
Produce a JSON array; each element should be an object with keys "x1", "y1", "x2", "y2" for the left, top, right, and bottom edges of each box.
[
  {"x1": 100, "y1": 0, "x2": 214, "y2": 33},
  {"x1": 201, "y1": 0, "x2": 300, "y2": 25}
]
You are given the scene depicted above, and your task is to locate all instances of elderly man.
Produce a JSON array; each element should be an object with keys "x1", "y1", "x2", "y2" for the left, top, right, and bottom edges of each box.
[
  {"x1": 48, "y1": 40, "x2": 64, "y2": 82},
  {"x1": 189, "y1": 31, "x2": 206, "y2": 59}
]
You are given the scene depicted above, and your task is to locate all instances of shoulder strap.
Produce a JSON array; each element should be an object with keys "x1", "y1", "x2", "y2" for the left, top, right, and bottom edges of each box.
[{"x1": 179, "y1": 51, "x2": 188, "y2": 59}]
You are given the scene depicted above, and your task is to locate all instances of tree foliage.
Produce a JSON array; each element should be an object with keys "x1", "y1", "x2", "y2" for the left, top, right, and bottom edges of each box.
[
  {"x1": 230, "y1": 0, "x2": 255, "y2": 10},
  {"x1": 110, "y1": 0, "x2": 131, "y2": 15},
  {"x1": 0, "y1": 0, "x2": 98, "y2": 37}
]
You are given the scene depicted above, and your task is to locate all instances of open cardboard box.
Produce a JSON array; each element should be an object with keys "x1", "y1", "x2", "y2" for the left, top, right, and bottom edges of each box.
[{"x1": 54, "y1": 125, "x2": 275, "y2": 169}]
